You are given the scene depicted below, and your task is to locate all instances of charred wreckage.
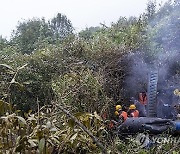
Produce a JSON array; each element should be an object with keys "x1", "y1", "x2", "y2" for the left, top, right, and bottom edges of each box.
[{"x1": 116, "y1": 71, "x2": 180, "y2": 135}]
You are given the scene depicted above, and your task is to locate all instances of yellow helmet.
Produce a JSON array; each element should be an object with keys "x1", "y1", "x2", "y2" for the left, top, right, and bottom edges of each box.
[
  {"x1": 114, "y1": 111, "x2": 119, "y2": 116},
  {"x1": 129, "y1": 104, "x2": 136, "y2": 110},
  {"x1": 174, "y1": 89, "x2": 180, "y2": 96},
  {"x1": 115, "y1": 105, "x2": 122, "y2": 111}
]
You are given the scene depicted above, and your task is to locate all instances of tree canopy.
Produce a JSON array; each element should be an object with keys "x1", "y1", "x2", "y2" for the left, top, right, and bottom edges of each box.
[{"x1": 10, "y1": 13, "x2": 74, "y2": 54}]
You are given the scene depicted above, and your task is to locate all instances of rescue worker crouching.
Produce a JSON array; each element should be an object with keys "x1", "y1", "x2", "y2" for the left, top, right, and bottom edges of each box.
[
  {"x1": 114, "y1": 105, "x2": 127, "y2": 124},
  {"x1": 105, "y1": 105, "x2": 127, "y2": 130},
  {"x1": 128, "y1": 104, "x2": 139, "y2": 117}
]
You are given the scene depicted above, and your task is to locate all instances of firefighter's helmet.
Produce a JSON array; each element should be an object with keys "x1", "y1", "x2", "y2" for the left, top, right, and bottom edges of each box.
[
  {"x1": 114, "y1": 111, "x2": 119, "y2": 116},
  {"x1": 129, "y1": 104, "x2": 136, "y2": 110},
  {"x1": 115, "y1": 105, "x2": 122, "y2": 111},
  {"x1": 174, "y1": 89, "x2": 180, "y2": 96}
]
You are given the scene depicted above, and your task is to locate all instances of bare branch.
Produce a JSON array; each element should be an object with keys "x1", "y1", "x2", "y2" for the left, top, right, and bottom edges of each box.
[{"x1": 57, "y1": 103, "x2": 107, "y2": 154}]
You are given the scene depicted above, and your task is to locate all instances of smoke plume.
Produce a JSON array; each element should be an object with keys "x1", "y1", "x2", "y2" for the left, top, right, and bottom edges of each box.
[{"x1": 123, "y1": 1, "x2": 180, "y2": 119}]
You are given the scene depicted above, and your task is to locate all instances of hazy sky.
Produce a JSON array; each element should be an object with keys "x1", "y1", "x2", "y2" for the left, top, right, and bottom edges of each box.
[{"x1": 0, "y1": 0, "x2": 167, "y2": 38}]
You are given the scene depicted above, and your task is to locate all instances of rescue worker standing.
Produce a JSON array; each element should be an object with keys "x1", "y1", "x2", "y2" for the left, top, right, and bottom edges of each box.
[
  {"x1": 128, "y1": 104, "x2": 139, "y2": 117},
  {"x1": 115, "y1": 105, "x2": 127, "y2": 123},
  {"x1": 139, "y1": 92, "x2": 147, "y2": 105}
]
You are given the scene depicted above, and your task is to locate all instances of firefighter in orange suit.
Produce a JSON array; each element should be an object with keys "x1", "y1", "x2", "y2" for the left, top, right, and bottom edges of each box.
[
  {"x1": 108, "y1": 105, "x2": 127, "y2": 129},
  {"x1": 115, "y1": 105, "x2": 128, "y2": 122},
  {"x1": 128, "y1": 104, "x2": 139, "y2": 117},
  {"x1": 139, "y1": 92, "x2": 147, "y2": 105}
]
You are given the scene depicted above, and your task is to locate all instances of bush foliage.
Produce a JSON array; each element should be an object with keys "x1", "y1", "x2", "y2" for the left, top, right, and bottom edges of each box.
[{"x1": 0, "y1": 1, "x2": 179, "y2": 153}]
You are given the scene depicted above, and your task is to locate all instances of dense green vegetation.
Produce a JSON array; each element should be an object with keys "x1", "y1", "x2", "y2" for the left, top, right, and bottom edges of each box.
[{"x1": 0, "y1": 0, "x2": 179, "y2": 153}]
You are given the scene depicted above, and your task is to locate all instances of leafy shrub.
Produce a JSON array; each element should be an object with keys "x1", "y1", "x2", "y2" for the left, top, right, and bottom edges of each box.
[
  {"x1": 0, "y1": 100, "x2": 105, "y2": 154},
  {"x1": 52, "y1": 68, "x2": 109, "y2": 113}
]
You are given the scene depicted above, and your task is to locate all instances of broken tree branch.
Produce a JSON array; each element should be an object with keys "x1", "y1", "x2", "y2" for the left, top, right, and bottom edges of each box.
[{"x1": 58, "y1": 103, "x2": 107, "y2": 154}]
